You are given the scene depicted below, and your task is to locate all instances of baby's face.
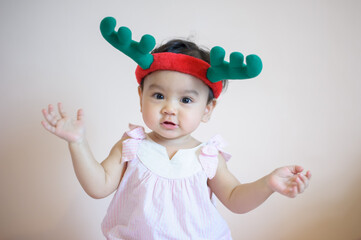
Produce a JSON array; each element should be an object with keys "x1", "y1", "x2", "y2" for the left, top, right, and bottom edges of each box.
[{"x1": 138, "y1": 70, "x2": 216, "y2": 142}]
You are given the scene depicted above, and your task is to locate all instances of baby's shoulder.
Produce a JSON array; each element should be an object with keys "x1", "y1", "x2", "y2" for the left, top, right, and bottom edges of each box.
[
  {"x1": 112, "y1": 134, "x2": 129, "y2": 151},
  {"x1": 198, "y1": 135, "x2": 232, "y2": 179},
  {"x1": 201, "y1": 135, "x2": 230, "y2": 155}
]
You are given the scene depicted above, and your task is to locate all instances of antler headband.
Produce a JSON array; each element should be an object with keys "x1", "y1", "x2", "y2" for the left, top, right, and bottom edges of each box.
[{"x1": 100, "y1": 17, "x2": 263, "y2": 98}]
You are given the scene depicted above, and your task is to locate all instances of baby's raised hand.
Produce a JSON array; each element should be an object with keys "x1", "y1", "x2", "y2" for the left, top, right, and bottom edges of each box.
[
  {"x1": 267, "y1": 165, "x2": 311, "y2": 198},
  {"x1": 41, "y1": 103, "x2": 85, "y2": 143}
]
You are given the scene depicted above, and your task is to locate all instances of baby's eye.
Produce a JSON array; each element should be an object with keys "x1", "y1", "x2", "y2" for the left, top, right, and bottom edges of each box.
[
  {"x1": 153, "y1": 93, "x2": 164, "y2": 100},
  {"x1": 181, "y1": 97, "x2": 192, "y2": 104}
]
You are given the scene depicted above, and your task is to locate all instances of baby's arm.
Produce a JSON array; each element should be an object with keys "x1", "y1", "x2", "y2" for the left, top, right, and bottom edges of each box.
[
  {"x1": 208, "y1": 156, "x2": 311, "y2": 214},
  {"x1": 41, "y1": 103, "x2": 126, "y2": 199}
]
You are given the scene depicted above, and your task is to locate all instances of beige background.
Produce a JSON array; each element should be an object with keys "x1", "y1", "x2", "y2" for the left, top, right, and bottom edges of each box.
[{"x1": 1, "y1": 0, "x2": 360, "y2": 239}]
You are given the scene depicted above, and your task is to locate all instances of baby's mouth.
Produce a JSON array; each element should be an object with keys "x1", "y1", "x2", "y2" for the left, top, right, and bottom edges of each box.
[{"x1": 161, "y1": 121, "x2": 178, "y2": 129}]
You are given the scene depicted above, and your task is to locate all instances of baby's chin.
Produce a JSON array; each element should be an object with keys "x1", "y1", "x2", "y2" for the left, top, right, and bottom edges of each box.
[{"x1": 148, "y1": 129, "x2": 192, "y2": 143}]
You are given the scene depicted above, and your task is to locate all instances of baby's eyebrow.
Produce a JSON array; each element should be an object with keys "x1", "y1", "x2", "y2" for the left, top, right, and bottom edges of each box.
[
  {"x1": 148, "y1": 84, "x2": 199, "y2": 96},
  {"x1": 182, "y1": 90, "x2": 199, "y2": 96},
  {"x1": 148, "y1": 84, "x2": 164, "y2": 91}
]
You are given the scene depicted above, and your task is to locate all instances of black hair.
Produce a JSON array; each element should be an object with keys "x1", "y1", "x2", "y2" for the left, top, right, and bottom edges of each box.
[
  {"x1": 152, "y1": 39, "x2": 211, "y2": 63},
  {"x1": 140, "y1": 39, "x2": 228, "y2": 103}
]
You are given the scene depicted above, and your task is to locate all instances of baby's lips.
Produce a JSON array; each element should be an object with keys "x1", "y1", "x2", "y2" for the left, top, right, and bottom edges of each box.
[{"x1": 163, "y1": 121, "x2": 176, "y2": 125}]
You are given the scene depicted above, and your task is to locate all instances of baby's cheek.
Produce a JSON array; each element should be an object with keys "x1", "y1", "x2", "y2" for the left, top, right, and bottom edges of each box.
[
  {"x1": 182, "y1": 112, "x2": 203, "y2": 130},
  {"x1": 142, "y1": 109, "x2": 156, "y2": 127}
]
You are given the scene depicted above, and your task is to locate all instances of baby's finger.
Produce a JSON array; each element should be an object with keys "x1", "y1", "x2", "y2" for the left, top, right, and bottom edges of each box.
[
  {"x1": 43, "y1": 106, "x2": 58, "y2": 126},
  {"x1": 58, "y1": 102, "x2": 67, "y2": 118},
  {"x1": 77, "y1": 109, "x2": 84, "y2": 121},
  {"x1": 296, "y1": 178, "x2": 303, "y2": 193},
  {"x1": 48, "y1": 104, "x2": 55, "y2": 116},
  {"x1": 288, "y1": 165, "x2": 304, "y2": 175},
  {"x1": 42, "y1": 108, "x2": 53, "y2": 125},
  {"x1": 41, "y1": 108, "x2": 48, "y2": 119},
  {"x1": 299, "y1": 173, "x2": 309, "y2": 183},
  {"x1": 46, "y1": 110, "x2": 58, "y2": 126},
  {"x1": 296, "y1": 175, "x2": 308, "y2": 193},
  {"x1": 41, "y1": 120, "x2": 55, "y2": 133},
  {"x1": 298, "y1": 173, "x2": 310, "y2": 189}
]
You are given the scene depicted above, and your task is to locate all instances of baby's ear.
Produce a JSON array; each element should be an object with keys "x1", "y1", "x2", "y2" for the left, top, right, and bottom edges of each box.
[
  {"x1": 138, "y1": 86, "x2": 143, "y2": 112},
  {"x1": 202, "y1": 99, "x2": 217, "y2": 123}
]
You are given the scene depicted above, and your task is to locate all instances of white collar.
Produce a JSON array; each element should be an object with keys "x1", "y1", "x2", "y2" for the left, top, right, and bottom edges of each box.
[{"x1": 136, "y1": 137, "x2": 205, "y2": 179}]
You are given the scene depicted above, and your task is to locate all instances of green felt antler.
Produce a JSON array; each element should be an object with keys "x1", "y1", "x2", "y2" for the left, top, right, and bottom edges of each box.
[
  {"x1": 100, "y1": 17, "x2": 156, "y2": 69},
  {"x1": 207, "y1": 46, "x2": 263, "y2": 83}
]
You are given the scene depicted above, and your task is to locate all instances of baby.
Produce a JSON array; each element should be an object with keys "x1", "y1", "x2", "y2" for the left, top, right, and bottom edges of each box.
[{"x1": 41, "y1": 17, "x2": 311, "y2": 239}]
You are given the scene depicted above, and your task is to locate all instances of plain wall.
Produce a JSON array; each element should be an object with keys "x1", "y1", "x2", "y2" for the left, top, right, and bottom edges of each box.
[{"x1": 1, "y1": 0, "x2": 360, "y2": 239}]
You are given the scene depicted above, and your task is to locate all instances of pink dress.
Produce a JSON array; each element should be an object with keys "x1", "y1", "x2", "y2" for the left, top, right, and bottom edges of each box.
[{"x1": 101, "y1": 125, "x2": 232, "y2": 239}]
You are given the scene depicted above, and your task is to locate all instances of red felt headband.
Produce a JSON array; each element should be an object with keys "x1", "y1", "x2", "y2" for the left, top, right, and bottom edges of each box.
[{"x1": 135, "y1": 52, "x2": 223, "y2": 98}]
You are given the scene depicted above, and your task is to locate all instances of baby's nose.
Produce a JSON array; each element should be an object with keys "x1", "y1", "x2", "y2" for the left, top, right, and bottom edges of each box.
[{"x1": 161, "y1": 101, "x2": 177, "y2": 115}]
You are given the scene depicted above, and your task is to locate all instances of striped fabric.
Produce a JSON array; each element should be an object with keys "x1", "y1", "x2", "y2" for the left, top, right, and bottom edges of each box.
[
  {"x1": 101, "y1": 125, "x2": 232, "y2": 239},
  {"x1": 199, "y1": 135, "x2": 231, "y2": 179}
]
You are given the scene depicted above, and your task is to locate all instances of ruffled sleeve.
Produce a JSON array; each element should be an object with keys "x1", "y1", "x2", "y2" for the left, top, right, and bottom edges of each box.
[
  {"x1": 199, "y1": 135, "x2": 231, "y2": 179},
  {"x1": 121, "y1": 124, "x2": 146, "y2": 163}
]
